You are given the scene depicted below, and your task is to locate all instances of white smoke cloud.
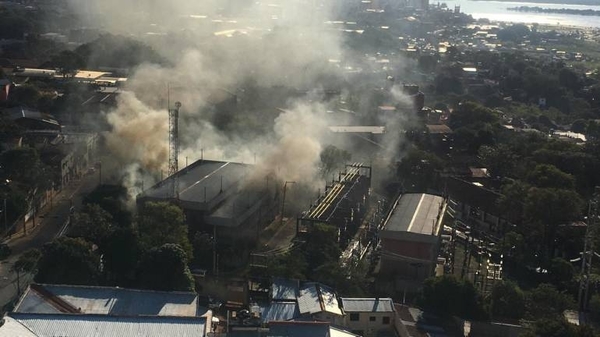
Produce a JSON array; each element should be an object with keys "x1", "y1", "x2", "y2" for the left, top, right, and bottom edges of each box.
[{"x1": 67, "y1": 0, "x2": 412, "y2": 203}]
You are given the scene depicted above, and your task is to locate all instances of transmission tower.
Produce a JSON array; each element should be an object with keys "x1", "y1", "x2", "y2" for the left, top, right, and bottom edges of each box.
[
  {"x1": 578, "y1": 187, "x2": 600, "y2": 312},
  {"x1": 168, "y1": 101, "x2": 181, "y2": 198}
]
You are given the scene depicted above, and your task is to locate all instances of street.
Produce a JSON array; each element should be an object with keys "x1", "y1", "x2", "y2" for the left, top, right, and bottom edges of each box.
[{"x1": 0, "y1": 171, "x2": 100, "y2": 310}]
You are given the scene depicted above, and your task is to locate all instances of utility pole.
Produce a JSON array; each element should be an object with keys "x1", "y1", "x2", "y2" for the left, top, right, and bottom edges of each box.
[
  {"x1": 168, "y1": 101, "x2": 181, "y2": 198},
  {"x1": 3, "y1": 199, "x2": 6, "y2": 233},
  {"x1": 578, "y1": 187, "x2": 600, "y2": 312},
  {"x1": 281, "y1": 181, "x2": 296, "y2": 227}
]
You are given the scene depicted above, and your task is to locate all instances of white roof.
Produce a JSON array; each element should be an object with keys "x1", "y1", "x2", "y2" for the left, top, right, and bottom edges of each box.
[
  {"x1": 320, "y1": 287, "x2": 343, "y2": 316},
  {"x1": 298, "y1": 284, "x2": 321, "y2": 315},
  {"x1": 8, "y1": 313, "x2": 206, "y2": 337},
  {"x1": 341, "y1": 298, "x2": 395, "y2": 313},
  {"x1": 15, "y1": 284, "x2": 200, "y2": 317},
  {"x1": 297, "y1": 283, "x2": 343, "y2": 316},
  {"x1": 0, "y1": 316, "x2": 38, "y2": 337},
  {"x1": 329, "y1": 126, "x2": 386, "y2": 134}
]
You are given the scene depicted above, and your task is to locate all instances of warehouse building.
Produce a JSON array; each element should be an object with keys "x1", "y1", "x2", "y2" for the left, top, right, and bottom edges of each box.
[
  {"x1": 378, "y1": 193, "x2": 446, "y2": 288},
  {"x1": 137, "y1": 159, "x2": 279, "y2": 268}
]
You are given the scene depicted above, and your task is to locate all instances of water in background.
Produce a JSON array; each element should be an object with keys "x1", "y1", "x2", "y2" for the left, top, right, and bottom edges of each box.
[{"x1": 441, "y1": 0, "x2": 600, "y2": 27}]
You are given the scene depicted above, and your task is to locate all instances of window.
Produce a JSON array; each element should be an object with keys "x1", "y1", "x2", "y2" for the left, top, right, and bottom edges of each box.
[
  {"x1": 383, "y1": 316, "x2": 390, "y2": 325},
  {"x1": 369, "y1": 316, "x2": 376, "y2": 322},
  {"x1": 350, "y1": 313, "x2": 359, "y2": 321}
]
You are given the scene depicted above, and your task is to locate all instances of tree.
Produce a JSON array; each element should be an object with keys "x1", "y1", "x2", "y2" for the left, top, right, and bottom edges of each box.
[
  {"x1": 396, "y1": 148, "x2": 443, "y2": 191},
  {"x1": 497, "y1": 24, "x2": 530, "y2": 42},
  {"x1": 137, "y1": 202, "x2": 192, "y2": 258},
  {"x1": 304, "y1": 223, "x2": 341, "y2": 270},
  {"x1": 0, "y1": 147, "x2": 52, "y2": 190},
  {"x1": 525, "y1": 283, "x2": 575, "y2": 320},
  {"x1": 320, "y1": 145, "x2": 351, "y2": 179},
  {"x1": 548, "y1": 257, "x2": 575, "y2": 289},
  {"x1": 136, "y1": 243, "x2": 195, "y2": 292},
  {"x1": 267, "y1": 250, "x2": 307, "y2": 281},
  {"x1": 35, "y1": 237, "x2": 100, "y2": 285},
  {"x1": 521, "y1": 318, "x2": 578, "y2": 337},
  {"x1": 527, "y1": 164, "x2": 575, "y2": 190},
  {"x1": 9, "y1": 84, "x2": 41, "y2": 108},
  {"x1": 69, "y1": 204, "x2": 114, "y2": 245},
  {"x1": 419, "y1": 275, "x2": 486, "y2": 319},
  {"x1": 489, "y1": 280, "x2": 525, "y2": 320},
  {"x1": 192, "y1": 232, "x2": 214, "y2": 271},
  {"x1": 479, "y1": 145, "x2": 517, "y2": 178},
  {"x1": 49, "y1": 50, "x2": 85, "y2": 78},
  {"x1": 83, "y1": 185, "x2": 132, "y2": 227},
  {"x1": 11, "y1": 249, "x2": 41, "y2": 294},
  {"x1": 449, "y1": 102, "x2": 500, "y2": 130},
  {"x1": 102, "y1": 227, "x2": 141, "y2": 286}
]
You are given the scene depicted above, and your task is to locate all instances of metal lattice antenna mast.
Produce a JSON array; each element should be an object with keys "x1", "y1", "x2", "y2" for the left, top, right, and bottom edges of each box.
[
  {"x1": 578, "y1": 187, "x2": 600, "y2": 312},
  {"x1": 168, "y1": 101, "x2": 181, "y2": 198}
]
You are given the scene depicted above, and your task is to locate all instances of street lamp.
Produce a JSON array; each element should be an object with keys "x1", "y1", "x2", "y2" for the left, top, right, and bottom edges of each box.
[{"x1": 281, "y1": 181, "x2": 296, "y2": 227}]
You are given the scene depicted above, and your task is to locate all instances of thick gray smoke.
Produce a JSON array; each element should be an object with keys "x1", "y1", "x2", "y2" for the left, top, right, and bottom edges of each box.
[{"x1": 67, "y1": 0, "x2": 409, "y2": 201}]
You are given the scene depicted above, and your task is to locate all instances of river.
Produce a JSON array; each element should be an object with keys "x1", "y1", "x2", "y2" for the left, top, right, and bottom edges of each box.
[{"x1": 439, "y1": 0, "x2": 600, "y2": 28}]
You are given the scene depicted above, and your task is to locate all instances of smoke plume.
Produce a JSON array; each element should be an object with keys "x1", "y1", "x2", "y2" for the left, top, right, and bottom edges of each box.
[{"x1": 65, "y1": 0, "x2": 411, "y2": 203}]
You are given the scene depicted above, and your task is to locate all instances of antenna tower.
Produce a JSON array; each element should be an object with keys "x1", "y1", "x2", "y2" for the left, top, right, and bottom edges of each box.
[
  {"x1": 168, "y1": 101, "x2": 181, "y2": 198},
  {"x1": 578, "y1": 187, "x2": 600, "y2": 312}
]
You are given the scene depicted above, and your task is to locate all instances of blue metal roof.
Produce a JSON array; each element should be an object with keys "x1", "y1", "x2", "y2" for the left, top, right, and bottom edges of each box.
[
  {"x1": 261, "y1": 302, "x2": 299, "y2": 323},
  {"x1": 271, "y1": 278, "x2": 299, "y2": 301}
]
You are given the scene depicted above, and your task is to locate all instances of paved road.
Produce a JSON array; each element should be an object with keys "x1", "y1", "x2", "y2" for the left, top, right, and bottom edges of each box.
[{"x1": 0, "y1": 172, "x2": 99, "y2": 310}]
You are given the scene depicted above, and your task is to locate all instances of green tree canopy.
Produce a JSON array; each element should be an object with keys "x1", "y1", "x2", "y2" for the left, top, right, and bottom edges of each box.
[
  {"x1": 489, "y1": 280, "x2": 525, "y2": 320},
  {"x1": 396, "y1": 148, "x2": 443, "y2": 191},
  {"x1": 69, "y1": 204, "x2": 115, "y2": 245},
  {"x1": 137, "y1": 202, "x2": 192, "y2": 258},
  {"x1": 83, "y1": 185, "x2": 132, "y2": 227},
  {"x1": 304, "y1": 223, "x2": 341, "y2": 270},
  {"x1": 449, "y1": 102, "x2": 500, "y2": 130},
  {"x1": 527, "y1": 164, "x2": 575, "y2": 190},
  {"x1": 35, "y1": 237, "x2": 100, "y2": 285},
  {"x1": 320, "y1": 145, "x2": 351, "y2": 179},
  {"x1": 11, "y1": 248, "x2": 41, "y2": 276},
  {"x1": 101, "y1": 227, "x2": 141, "y2": 287},
  {"x1": 479, "y1": 144, "x2": 517, "y2": 178},
  {"x1": 136, "y1": 243, "x2": 194, "y2": 292},
  {"x1": 525, "y1": 283, "x2": 575, "y2": 320},
  {"x1": 0, "y1": 147, "x2": 52, "y2": 190},
  {"x1": 419, "y1": 275, "x2": 485, "y2": 319}
]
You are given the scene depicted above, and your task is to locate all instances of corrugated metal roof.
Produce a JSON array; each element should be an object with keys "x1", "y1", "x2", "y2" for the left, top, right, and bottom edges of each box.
[
  {"x1": 261, "y1": 302, "x2": 299, "y2": 323},
  {"x1": 319, "y1": 286, "x2": 343, "y2": 316},
  {"x1": 269, "y1": 322, "x2": 360, "y2": 337},
  {"x1": 0, "y1": 316, "x2": 38, "y2": 337},
  {"x1": 9, "y1": 313, "x2": 206, "y2": 337},
  {"x1": 340, "y1": 298, "x2": 394, "y2": 313},
  {"x1": 297, "y1": 285, "x2": 321, "y2": 315},
  {"x1": 15, "y1": 284, "x2": 199, "y2": 317},
  {"x1": 297, "y1": 283, "x2": 342, "y2": 316},
  {"x1": 384, "y1": 193, "x2": 444, "y2": 235},
  {"x1": 139, "y1": 160, "x2": 250, "y2": 209},
  {"x1": 271, "y1": 278, "x2": 299, "y2": 301},
  {"x1": 269, "y1": 321, "x2": 330, "y2": 337}
]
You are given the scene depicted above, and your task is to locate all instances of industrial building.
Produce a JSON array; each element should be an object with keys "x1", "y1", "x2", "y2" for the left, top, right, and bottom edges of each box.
[
  {"x1": 297, "y1": 163, "x2": 371, "y2": 246},
  {"x1": 1, "y1": 283, "x2": 210, "y2": 337},
  {"x1": 137, "y1": 159, "x2": 279, "y2": 266},
  {"x1": 378, "y1": 193, "x2": 446, "y2": 287},
  {"x1": 340, "y1": 298, "x2": 395, "y2": 337}
]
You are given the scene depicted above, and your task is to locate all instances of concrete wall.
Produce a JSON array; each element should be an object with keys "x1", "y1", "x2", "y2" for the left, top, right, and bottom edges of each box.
[{"x1": 343, "y1": 312, "x2": 395, "y2": 337}]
